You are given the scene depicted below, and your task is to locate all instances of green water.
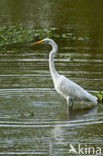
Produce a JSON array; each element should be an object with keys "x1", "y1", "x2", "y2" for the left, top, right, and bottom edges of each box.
[{"x1": 0, "y1": 0, "x2": 103, "y2": 155}]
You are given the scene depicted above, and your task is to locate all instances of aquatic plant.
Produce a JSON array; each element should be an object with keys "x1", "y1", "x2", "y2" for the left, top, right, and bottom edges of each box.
[
  {"x1": 62, "y1": 32, "x2": 76, "y2": 40},
  {"x1": 0, "y1": 25, "x2": 89, "y2": 48},
  {"x1": 61, "y1": 55, "x2": 75, "y2": 61},
  {"x1": 61, "y1": 32, "x2": 89, "y2": 41},
  {"x1": 94, "y1": 91, "x2": 103, "y2": 103},
  {"x1": 0, "y1": 25, "x2": 56, "y2": 47}
]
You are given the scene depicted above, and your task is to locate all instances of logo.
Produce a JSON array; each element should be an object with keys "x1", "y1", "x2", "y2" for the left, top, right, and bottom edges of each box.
[{"x1": 69, "y1": 144, "x2": 102, "y2": 155}]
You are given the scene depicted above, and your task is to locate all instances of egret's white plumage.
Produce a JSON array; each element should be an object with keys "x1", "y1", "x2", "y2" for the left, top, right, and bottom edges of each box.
[{"x1": 32, "y1": 38, "x2": 97, "y2": 106}]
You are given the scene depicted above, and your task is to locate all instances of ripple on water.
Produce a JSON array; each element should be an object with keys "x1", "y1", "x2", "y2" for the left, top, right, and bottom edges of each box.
[{"x1": 0, "y1": 41, "x2": 103, "y2": 155}]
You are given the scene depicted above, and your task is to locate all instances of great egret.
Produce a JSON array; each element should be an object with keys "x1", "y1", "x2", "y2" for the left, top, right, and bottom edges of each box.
[{"x1": 32, "y1": 38, "x2": 97, "y2": 107}]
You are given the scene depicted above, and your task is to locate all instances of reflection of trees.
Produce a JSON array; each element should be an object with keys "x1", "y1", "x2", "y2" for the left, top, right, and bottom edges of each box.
[
  {"x1": 0, "y1": 0, "x2": 53, "y2": 28},
  {"x1": 0, "y1": 0, "x2": 103, "y2": 43}
]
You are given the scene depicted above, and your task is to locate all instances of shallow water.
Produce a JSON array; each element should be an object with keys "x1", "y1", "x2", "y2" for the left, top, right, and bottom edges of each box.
[{"x1": 0, "y1": 0, "x2": 103, "y2": 155}]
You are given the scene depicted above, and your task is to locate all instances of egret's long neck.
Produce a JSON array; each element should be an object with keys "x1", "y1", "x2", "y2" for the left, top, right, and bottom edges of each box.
[{"x1": 49, "y1": 42, "x2": 59, "y2": 81}]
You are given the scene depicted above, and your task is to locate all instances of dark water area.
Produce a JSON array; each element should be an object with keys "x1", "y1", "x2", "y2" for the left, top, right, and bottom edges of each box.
[{"x1": 0, "y1": 0, "x2": 103, "y2": 155}]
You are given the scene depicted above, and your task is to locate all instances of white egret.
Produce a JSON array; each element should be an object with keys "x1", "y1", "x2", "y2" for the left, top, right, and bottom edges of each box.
[{"x1": 32, "y1": 38, "x2": 97, "y2": 107}]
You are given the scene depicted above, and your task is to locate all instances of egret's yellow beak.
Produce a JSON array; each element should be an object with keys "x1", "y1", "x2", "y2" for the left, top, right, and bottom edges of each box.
[{"x1": 32, "y1": 40, "x2": 44, "y2": 45}]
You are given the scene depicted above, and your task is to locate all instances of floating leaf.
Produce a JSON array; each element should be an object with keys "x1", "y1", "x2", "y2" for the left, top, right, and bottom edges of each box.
[{"x1": 94, "y1": 91, "x2": 103, "y2": 103}]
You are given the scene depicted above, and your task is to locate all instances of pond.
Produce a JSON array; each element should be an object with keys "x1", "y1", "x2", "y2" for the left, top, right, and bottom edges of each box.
[{"x1": 0, "y1": 0, "x2": 103, "y2": 155}]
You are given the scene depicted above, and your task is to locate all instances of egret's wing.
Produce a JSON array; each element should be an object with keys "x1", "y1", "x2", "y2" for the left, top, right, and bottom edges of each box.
[
  {"x1": 59, "y1": 75, "x2": 97, "y2": 104},
  {"x1": 59, "y1": 76, "x2": 91, "y2": 100}
]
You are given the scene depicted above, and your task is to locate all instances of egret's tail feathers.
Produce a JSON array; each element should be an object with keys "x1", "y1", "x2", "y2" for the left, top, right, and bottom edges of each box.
[{"x1": 88, "y1": 94, "x2": 98, "y2": 104}]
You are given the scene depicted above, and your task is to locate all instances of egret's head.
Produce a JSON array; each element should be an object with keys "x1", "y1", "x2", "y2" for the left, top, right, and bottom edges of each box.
[
  {"x1": 32, "y1": 38, "x2": 58, "y2": 52},
  {"x1": 32, "y1": 38, "x2": 54, "y2": 46}
]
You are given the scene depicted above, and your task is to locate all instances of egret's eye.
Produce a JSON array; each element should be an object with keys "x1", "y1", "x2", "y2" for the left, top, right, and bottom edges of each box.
[
  {"x1": 46, "y1": 40, "x2": 49, "y2": 44},
  {"x1": 43, "y1": 40, "x2": 49, "y2": 44}
]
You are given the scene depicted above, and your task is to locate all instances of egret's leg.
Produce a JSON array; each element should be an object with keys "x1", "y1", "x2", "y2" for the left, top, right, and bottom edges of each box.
[
  {"x1": 67, "y1": 96, "x2": 70, "y2": 106},
  {"x1": 66, "y1": 97, "x2": 73, "y2": 117},
  {"x1": 67, "y1": 97, "x2": 73, "y2": 109}
]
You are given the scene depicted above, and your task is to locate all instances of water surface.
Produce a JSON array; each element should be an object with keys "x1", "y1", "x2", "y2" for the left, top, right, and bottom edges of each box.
[{"x1": 0, "y1": 0, "x2": 103, "y2": 155}]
